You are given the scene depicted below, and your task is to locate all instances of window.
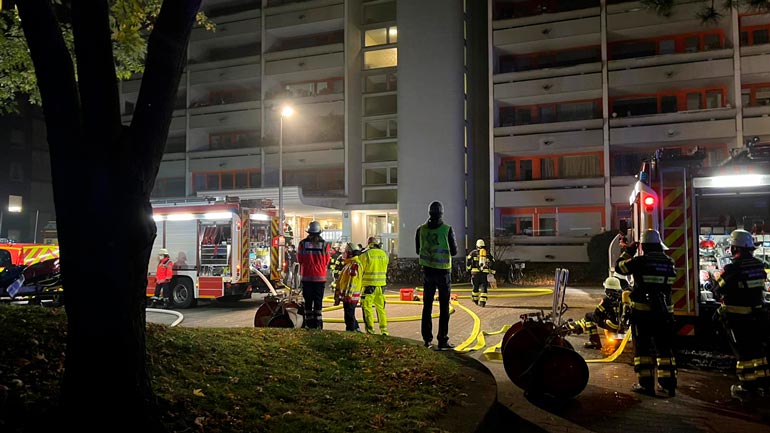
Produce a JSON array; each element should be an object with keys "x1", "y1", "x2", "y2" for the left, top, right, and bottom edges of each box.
[
  {"x1": 556, "y1": 101, "x2": 598, "y2": 122},
  {"x1": 757, "y1": 87, "x2": 770, "y2": 106},
  {"x1": 560, "y1": 155, "x2": 601, "y2": 178},
  {"x1": 612, "y1": 152, "x2": 646, "y2": 177},
  {"x1": 503, "y1": 99, "x2": 600, "y2": 126},
  {"x1": 503, "y1": 160, "x2": 516, "y2": 182},
  {"x1": 285, "y1": 167, "x2": 344, "y2": 193},
  {"x1": 192, "y1": 170, "x2": 261, "y2": 193},
  {"x1": 500, "y1": 46, "x2": 600, "y2": 73},
  {"x1": 152, "y1": 178, "x2": 185, "y2": 198},
  {"x1": 364, "y1": 48, "x2": 398, "y2": 70},
  {"x1": 611, "y1": 88, "x2": 725, "y2": 116},
  {"x1": 753, "y1": 29, "x2": 769, "y2": 45},
  {"x1": 364, "y1": 119, "x2": 397, "y2": 139},
  {"x1": 364, "y1": 188, "x2": 397, "y2": 204},
  {"x1": 686, "y1": 92, "x2": 702, "y2": 110},
  {"x1": 500, "y1": 214, "x2": 533, "y2": 236},
  {"x1": 9, "y1": 162, "x2": 24, "y2": 182},
  {"x1": 364, "y1": 71, "x2": 397, "y2": 93},
  {"x1": 364, "y1": 167, "x2": 397, "y2": 186},
  {"x1": 364, "y1": 94, "x2": 397, "y2": 116},
  {"x1": 209, "y1": 131, "x2": 259, "y2": 150},
  {"x1": 742, "y1": 88, "x2": 752, "y2": 106},
  {"x1": 538, "y1": 216, "x2": 557, "y2": 236},
  {"x1": 363, "y1": 1, "x2": 396, "y2": 25},
  {"x1": 608, "y1": 30, "x2": 724, "y2": 59},
  {"x1": 612, "y1": 97, "x2": 657, "y2": 117},
  {"x1": 520, "y1": 160, "x2": 533, "y2": 181},
  {"x1": 740, "y1": 24, "x2": 770, "y2": 46},
  {"x1": 364, "y1": 141, "x2": 398, "y2": 163},
  {"x1": 703, "y1": 33, "x2": 722, "y2": 50},
  {"x1": 541, "y1": 159, "x2": 556, "y2": 179},
  {"x1": 364, "y1": 26, "x2": 397, "y2": 47},
  {"x1": 706, "y1": 90, "x2": 722, "y2": 109},
  {"x1": 659, "y1": 39, "x2": 676, "y2": 54}
]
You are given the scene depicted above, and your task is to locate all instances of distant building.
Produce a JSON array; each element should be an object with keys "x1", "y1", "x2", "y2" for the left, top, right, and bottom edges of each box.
[{"x1": 0, "y1": 101, "x2": 55, "y2": 243}]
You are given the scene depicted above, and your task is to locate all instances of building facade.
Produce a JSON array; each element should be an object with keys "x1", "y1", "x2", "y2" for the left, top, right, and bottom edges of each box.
[
  {"x1": 491, "y1": 0, "x2": 770, "y2": 262},
  {"x1": 0, "y1": 102, "x2": 54, "y2": 243},
  {"x1": 125, "y1": 0, "x2": 770, "y2": 262}
]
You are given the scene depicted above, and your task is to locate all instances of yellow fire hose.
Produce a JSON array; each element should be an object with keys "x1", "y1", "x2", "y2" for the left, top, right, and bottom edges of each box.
[{"x1": 317, "y1": 284, "x2": 630, "y2": 363}]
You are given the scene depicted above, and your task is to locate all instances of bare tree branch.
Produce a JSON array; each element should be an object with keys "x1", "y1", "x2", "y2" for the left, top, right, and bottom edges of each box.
[
  {"x1": 71, "y1": 0, "x2": 121, "y2": 141},
  {"x1": 131, "y1": 0, "x2": 201, "y2": 193}
]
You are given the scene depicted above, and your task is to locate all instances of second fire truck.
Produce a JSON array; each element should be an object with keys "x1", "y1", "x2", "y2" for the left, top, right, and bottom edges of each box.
[{"x1": 146, "y1": 197, "x2": 282, "y2": 308}]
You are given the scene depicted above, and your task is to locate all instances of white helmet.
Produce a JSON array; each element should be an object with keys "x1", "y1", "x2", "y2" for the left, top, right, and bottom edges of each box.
[
  {"x1": 158, "y1": 248, "x2": 169, "y2": 256},
  {"x1": 730, "y1": 229, "x2": 755, "y2": 249},
  {"x1": 344, "y1": 242, "x2": 361, "y2": 254},
  {"x1": 476, "y1": 239, "x2": 485, "y2": 248},
  {"x1": 602, "y1": 277, "x2": 622, "y2": 291}
]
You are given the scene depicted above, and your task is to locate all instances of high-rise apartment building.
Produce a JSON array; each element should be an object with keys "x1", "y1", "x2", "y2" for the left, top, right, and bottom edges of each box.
[
  {"x1": 121, "y1": 0, "x2": 770, "y2": 262},
  {"x1": 491, "y1": 0, "x2": 770, "y2": 262}
]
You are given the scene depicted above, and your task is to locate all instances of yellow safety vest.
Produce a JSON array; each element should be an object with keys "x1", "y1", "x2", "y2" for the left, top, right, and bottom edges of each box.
[
  {"x1": 419, "y1": 224, "x2": 451, "y2": 270},
  {"x1": 361, "y1": 246, "x2": 388, "y2": 286}
]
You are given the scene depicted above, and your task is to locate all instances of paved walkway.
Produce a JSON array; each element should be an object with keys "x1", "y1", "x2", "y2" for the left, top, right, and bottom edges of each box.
[{"x1": 148, "y1": 283, "x2": 770, "y2": 433}]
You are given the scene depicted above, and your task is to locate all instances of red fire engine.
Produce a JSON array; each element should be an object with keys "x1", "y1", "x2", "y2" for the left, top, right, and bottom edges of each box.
[
  {"x1": 146, "y1": 197, "x2": 281, "y2": 308},
  {"x1": 620, "y1": 144, "x2": 770, "y2": 348}
]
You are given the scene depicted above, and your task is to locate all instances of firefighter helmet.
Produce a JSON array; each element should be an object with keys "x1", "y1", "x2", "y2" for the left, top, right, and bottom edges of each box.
[
  {"x1": 158, "y1": 248, "x2": 169, "y2": 256},
  {"x1": 603, "y1": 277, "x2": 622, "y2": 292},
  {"x1": 640, "y1": 229, "x2": 668, "y2": 250},
  {"x1": 729, "y1": 229, "x2": 755, "y2": 249},
  {"x1": 307, "y1": 221, "x2": 322, "y2": 234},
  {"x1": 344, "y1": 242, "x2": 361, "y2": 254},
  {"x1": 476, "y1": 239, "x2": 485, "y2": 248},
  {"x1": 428, "y1": 201, "x2": 444, "y2": 218}
]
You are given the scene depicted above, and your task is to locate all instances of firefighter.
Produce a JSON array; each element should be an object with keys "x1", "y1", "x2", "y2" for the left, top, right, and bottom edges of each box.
[
  {"x1": 153, "y1": 248, "x2": 174, "y2": 309},
  {"x1": 336, "y1": 243, "x2": 363, "y2": 332},
  {"x1": 713, "y1": 229, "x2": 770, "y2": 400},
  {"x1": 466, "y1": 239, "x2": 495, "y2": 307},
  {"x1": 615, "y1": 229, "x2": 677, "y2": 397},
  {"x1": 360, "y1": 236, "x2": 389, "y2": 335},
  {"x1": 297, "y1": 221, "x2": 331, "y2": 329},
  {"x1": 328, "y1": 244, "x2": 344, "y2": 302},
  {"x1": 565, "y1": 277, "x2": 624, "y2": 349}
]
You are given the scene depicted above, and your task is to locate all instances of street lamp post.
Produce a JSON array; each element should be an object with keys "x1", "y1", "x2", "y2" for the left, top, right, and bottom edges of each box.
[{"x1": 278, "y1": 105, "x2": 294, "y2": 280}]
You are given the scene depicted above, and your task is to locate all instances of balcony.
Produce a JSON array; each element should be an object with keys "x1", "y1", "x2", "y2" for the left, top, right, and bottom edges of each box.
[
  {"x1": 495, "y1": 73, "x2": 602, "y2": 105},
  {"x1": 493, "y1": 0, "x2": 599, "y2": 25},
  {"x1": 610, "y1": 117, "x2": 737, "y2": 147},
  {"x1": 190, "y1": 17, "x2": 260, "y2": 42},
  {"x1": 265, "y1": 3, "x2": 343, "y2": 31},
  {"x1": 744, "y1": 106, "x2": 770, "y2": 137},
  {"x1": 495, "y1": 128, "x2": 603, "y2": 156},
  {"x1": 494, "y1": 16, "x2": 600, "y2": 54},
  {"x1": 189, "y1": 63, "x2": 261, "y2": 86},
  {"x1": 608, "y1": 59, "x2": 733, "y2": 91},
  {"x1": 204, "y1": 0, "x2": 260, "y2": 20}
]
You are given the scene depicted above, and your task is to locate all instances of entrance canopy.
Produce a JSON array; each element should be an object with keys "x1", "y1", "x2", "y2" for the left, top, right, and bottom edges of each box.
[{"x1": 196, "y1": 187, "x2": 343, "y2": 217}]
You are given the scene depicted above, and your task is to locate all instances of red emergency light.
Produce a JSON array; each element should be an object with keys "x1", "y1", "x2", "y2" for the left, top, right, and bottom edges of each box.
[{"x1": 643, "y1": 195, "x2": 656, "y2": 213}]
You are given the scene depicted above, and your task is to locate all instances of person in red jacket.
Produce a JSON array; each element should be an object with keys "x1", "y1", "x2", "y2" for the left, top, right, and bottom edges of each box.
[
  {"x1": 154, "y1": 248, "x2": 174, "y2": 308},
  {"x1": 297, "y1": 221, "x2": 331, "y2": 329}
]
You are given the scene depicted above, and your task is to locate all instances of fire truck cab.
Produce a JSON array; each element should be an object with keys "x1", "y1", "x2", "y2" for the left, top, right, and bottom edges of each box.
[
  {"x1": 626, "y1": 144, "x2": 770, "y2": 347},
  {"x1": 147, "y1": 197, "x2": 278, "y2": 308}
]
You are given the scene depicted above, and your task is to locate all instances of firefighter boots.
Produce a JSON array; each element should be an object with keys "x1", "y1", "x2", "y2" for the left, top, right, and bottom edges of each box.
[{"x1": 584, "y1": 333, "x2": 602, "y2": 350}]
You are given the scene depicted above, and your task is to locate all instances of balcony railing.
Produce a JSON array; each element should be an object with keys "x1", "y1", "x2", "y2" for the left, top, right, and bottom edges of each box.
[
  {"x1": 269, "y1": 30, "x2": 344, "y2": 53},
  {"x1": 493, "y1": 0, "x2": 599, "y2": 21}
]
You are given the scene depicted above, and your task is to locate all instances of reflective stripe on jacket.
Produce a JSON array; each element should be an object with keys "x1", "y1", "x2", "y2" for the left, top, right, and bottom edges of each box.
[
  {"x1": 156, "y1": 258, "x2": 174, "y2": 283},
  {"x1": 361, "y1": 245, "x2": 389, "y2": 286},
  {"x1": 297, "y1": 236, "x2": 331, "y2": 282},
  {"x1": 418, "y1": 224, "x2": 452, "y2": 270},
  {"x1": 338, "y1": 257, "x2": 364, "y2": 304}
]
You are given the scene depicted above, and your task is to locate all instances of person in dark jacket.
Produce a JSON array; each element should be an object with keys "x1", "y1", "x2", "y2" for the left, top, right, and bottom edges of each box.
[
  {"x1": 714, "y1": 229, "x2": 770, "y2": 400},
  {"x1": 565, "y1": 276, "x2": 624, "y2": 350},
  {"x1": 415, "y1": 201, "x2": 458, "y2": 350},
  {"x1": 466, "y1": 239, "x2": 496, "y2": 307},
  {"x1": 297, "y1": 221, "x2": 331, "y2": 329},
  {"x1": 615, "y1": 229, "x2": 677, "y2": 397}
]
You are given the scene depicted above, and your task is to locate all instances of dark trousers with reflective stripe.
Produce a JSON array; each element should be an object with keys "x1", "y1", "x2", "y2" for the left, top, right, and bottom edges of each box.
[
  {"x1": 631, "y1": 310, "x2": 677, "y2": 391},
  {"x1": 422, "y1": 269, "x2": 451, "y2": 345},
  {"x1": 302, "y1": 281, "x2": 325, "y2": 329},
  {"x1": 471, "y1": 273, "x2": 489, "y2": 304},
  {"x1": 723, "y1": 312, "x2": 770, "y2": 390}
]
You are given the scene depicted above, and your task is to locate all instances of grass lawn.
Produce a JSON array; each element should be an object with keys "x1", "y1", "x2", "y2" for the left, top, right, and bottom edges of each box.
[{"x1": 0, "y1": 305, "x2": 468, "y2": 433}]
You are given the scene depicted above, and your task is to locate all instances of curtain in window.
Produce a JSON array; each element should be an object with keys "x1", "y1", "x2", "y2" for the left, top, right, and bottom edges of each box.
[
  {"x1": 560, "y1": 155, "x2": 600, "y2": 178},
  {"x1": 541, "y1": 159, "x2": 555, "y2": 179}
]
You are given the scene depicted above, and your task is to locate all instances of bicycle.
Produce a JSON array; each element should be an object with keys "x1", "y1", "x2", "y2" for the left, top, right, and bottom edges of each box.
[{"x1": 505, "y1": 260, "x2": 526, "y2": 285}]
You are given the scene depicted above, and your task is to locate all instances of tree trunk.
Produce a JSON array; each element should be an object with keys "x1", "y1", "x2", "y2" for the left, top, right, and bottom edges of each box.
[{"x1": 17, "y1": 1, "x2": 201, "y2": 431}]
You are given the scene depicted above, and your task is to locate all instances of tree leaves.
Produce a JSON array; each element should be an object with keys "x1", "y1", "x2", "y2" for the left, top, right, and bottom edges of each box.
[{"x1": 0, "y1": 0, "x2": 212, "y2": 113}]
